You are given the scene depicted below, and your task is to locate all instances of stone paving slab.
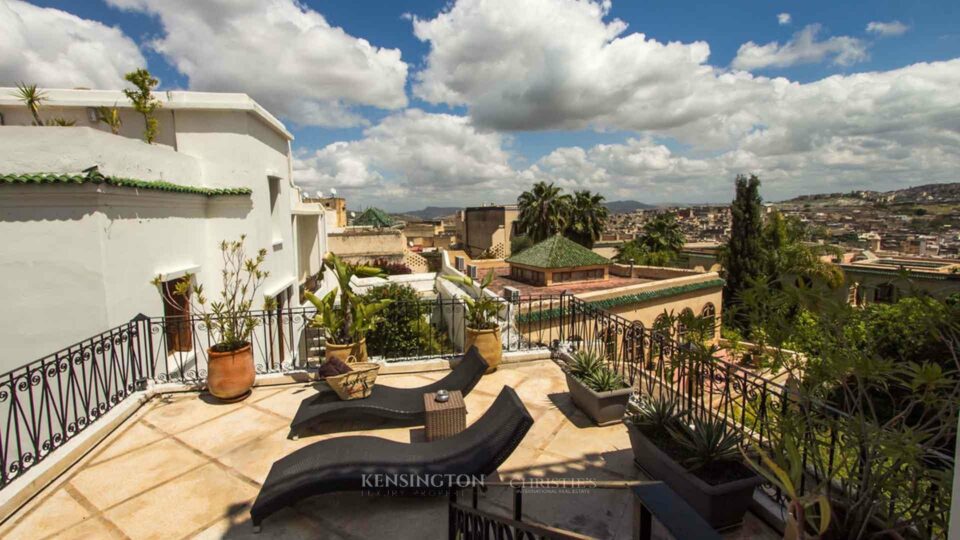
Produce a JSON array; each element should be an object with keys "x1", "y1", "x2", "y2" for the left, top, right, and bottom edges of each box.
[{"x1": 0, "y1": 359, "x2": 779, "y2": 540}]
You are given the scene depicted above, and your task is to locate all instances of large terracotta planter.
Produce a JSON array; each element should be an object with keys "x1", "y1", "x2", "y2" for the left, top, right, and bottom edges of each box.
[
  {"x1": 465, "y1": 326, "x2": 501, "y2": 373},
  {"x1": 625, "y1": 421, "x2": 761, "y2": 529},
  {"x1": 326, "y1": 338, "x2": 367, "y2": 364},
  {"x1": 207, "y1": 343, "x2": 255, "y2": 402},
  {"x1": 565, "y1": 372, "x2": 632, "y2": 426}
]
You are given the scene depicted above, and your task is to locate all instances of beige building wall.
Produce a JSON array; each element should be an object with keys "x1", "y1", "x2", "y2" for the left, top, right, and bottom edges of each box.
[
  {"x1": 327, "y1": 229, "x2": 407, "y2": 265},
  {"x1": 463, "y1": 206, "x2": 519, "y2": 258}
]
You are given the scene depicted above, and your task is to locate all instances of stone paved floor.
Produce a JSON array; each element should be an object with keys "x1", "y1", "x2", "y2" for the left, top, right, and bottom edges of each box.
[{"x1": 0, "y1": 359, "x2": 779, "y2": 540}]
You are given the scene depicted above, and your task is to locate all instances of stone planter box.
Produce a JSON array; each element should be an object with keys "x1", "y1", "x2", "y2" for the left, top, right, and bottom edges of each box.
[
  {"x1": 564, "y1": 372, "x2": 632, "y2": 426},
  {"x1": 625, "y1": 421, "x2": 761, "y2": 530}
]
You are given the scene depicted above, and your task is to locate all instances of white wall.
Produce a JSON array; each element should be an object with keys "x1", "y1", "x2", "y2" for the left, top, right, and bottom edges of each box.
[{"x1": 0, "y1": 104, "x2": 298, "y2": 371}]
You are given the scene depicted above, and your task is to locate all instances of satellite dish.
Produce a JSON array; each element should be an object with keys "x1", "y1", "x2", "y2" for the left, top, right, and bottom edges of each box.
[
  {"x1": 330, "y1": 188, "x2": 338, "y2": 196},
  {"x1": 316, "y1": 190, "x2": 323, "y2": 199},
  {"x1": 350, "y1": 211, "x2": 356, "y2": 218}
]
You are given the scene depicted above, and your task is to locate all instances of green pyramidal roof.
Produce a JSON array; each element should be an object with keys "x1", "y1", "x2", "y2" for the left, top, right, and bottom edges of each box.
[
  {"x1": 506, "y1": 235, "x2": 611, "y2": 269},
  {"x1": 353, "y1": 207, "x2": 394, "y2": 227}
]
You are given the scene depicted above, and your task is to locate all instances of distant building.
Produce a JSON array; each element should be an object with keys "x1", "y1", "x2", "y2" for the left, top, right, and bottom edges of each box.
[
  {"x1": 304, "y1": 196, "x2": 346, "y2": 229},
  {"x1": 841, "y1": 254, "x2": 960, "y2": 305},
  {"x1": 352, "y1": 207, "x2": 394, "y2": 228},
  {"x1": 506, "y1": 235, "x2": 611, "y2": 286},
  {"x1": 462, "y1": 204, "x2": 520, "y2": 259}
]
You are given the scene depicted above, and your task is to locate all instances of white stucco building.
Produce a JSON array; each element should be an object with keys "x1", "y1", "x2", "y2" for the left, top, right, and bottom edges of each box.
[{"x1": 0, "y1": 88, "x2": 325, "y2": 370}]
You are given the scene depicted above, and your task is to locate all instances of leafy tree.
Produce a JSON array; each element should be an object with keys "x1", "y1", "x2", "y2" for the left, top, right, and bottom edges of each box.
[
  {"x1": 719, "y1": 174, "x2": 764, "y2": 332},
  {"x1": 517, "y1": 181, "x2": 571, "y2": 242},
  {"x1": 510, "y1": 234, "x2": 534, "y2": 255},
  {"x1": 566, "y1": 190, "x2": 609, "y2": 248},
  {"x1": 762, "y1": 210, "x2": 844, "y2": 289},
  {"x1": 361, "y1": 283, "x2": 444, "y2": 358},
  {"x1": 738, "y1": 282, "x2": 958, "y2": 539},
  {"x1": 123, "y1": 68, "x2": 161, "y2": 144},
  {"x1": 614, "y1": 214, "x2": 683, "y2": 265}
]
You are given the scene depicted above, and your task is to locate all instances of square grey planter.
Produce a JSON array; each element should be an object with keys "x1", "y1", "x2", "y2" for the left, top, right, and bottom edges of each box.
[
  {"x1": 564, "y1": 372, "x2": 632, "y2": 426},
  {"x1": 625, "y1": 421, "x2": 761, "y2": 530}
]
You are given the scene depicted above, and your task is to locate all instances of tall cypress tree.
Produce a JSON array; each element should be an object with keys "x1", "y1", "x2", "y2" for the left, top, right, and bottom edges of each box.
[{"x1": 721, "y1": 174, "x2": 764, "y2": 331}]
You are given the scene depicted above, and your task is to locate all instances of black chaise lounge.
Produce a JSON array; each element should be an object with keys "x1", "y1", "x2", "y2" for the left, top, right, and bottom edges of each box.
[
  {"x1": 288, "y1": 346, "x2": 489, "y2": 437},
  {"x1": 251, "y1": 386, "x2": 533, "y2": 530}
]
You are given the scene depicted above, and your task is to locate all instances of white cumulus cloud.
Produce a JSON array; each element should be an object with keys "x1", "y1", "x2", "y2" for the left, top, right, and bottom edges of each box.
[
  {"x1": 866, "y1": 20, "x2": 909, "y2": 37},
  {"x1": 294, "y1": 110, "x2": 521, "y2": 207},
  {"x1": 732, "y1": 24, "x2": 868, "y2": 71},
  {"x1": 106, "y1": 0, "x2": 408, "y2": 127},
  {"x1": 0, "y1": 0, "x2": 145, "y2": 89},
  {"x1": 777, "y1": 13, "x2": 791, "y2": 25}
]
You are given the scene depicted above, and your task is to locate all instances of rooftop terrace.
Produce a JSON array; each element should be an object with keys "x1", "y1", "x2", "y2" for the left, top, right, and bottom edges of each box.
[{"x1": 0, "y1": 359, "x2": 777, "y2": 540}]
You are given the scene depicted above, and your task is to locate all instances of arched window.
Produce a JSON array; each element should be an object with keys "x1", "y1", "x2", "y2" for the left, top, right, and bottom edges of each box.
[
  {"x1": 651, "y1": 314, "x2": 672, "y2": 360},
  {"x1": 701, "y1": 303, "x2": 717, "y2": 340},
  {"x1": 677, "y1": 308, "x2": 694, "y2": 343}
]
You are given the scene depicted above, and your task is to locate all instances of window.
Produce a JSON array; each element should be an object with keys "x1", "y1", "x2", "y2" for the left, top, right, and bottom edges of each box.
[
  {"x1": 701, "y1": 303, "x2": 717, "y2": 340},
  {"x1": 677, "y1": 308, "x2": 694, "y2": 344},
  {"x1": 268, "y1": 175, "x2": 282, "y2": 244},
  {"x1": 874, "y1": 283, "x2": 896, "y2": 304},
  {"x1": 162, "y1": 276, "x2": 193, "y2": 352}
]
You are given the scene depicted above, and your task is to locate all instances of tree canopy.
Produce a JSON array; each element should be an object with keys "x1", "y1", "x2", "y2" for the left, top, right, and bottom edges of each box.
[{"x1": 516, "y1": 182, "x2": 609, "y2": 248}]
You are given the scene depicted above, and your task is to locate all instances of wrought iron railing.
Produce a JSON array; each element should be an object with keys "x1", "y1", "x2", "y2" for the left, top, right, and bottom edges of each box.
[
  {"x1": 0, "y1": 318, "x2": 148, "y2": 489},
  {"x1": 0, "y1": 296, "x2": 561, "y2": 489},
  {"x1": 553, "y1": 294, "x2": 953, "y2": 538}
]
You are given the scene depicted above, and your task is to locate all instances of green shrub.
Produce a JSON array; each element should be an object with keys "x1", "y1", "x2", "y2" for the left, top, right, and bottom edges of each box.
[{"x1": 361, "y1": 283, "x2": 445, "y2": 358}]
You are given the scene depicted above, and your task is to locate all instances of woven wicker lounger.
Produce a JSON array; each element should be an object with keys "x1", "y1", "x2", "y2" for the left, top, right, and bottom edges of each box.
[
  {"x1": 251, "y1": 386, "x2": 533, "y2": 530},
  {"x1": 288, "y1": 347, "x2": 489, "y2": 438}
]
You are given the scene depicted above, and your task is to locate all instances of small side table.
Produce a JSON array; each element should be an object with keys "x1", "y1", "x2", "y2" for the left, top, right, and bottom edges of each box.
[{"x1": 423, "y1": 390, "x2": 466, "y2": 441}]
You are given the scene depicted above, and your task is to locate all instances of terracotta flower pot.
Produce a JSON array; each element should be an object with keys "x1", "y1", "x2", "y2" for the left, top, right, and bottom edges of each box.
[
  {"x1": 207, "y1": 343, "x2": 255, "y2": 402},
  {"x1": 465, "y1": 326, "x2": 501, "y2": 373},
  {"x1": 325, "y1": 338, "x2": 367, "y2": 364}
]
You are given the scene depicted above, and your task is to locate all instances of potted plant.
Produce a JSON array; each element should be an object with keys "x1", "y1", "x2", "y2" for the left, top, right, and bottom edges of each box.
[
  {"x1": 442, "y1": 271, "x2": 502, "y2": 372},
  {"x1": 304, "y1": 253, "x2": 391, "y2": 363},
  {"x1": 624, "y1": 392, "x2": 761, "y2": 529},
  {"x1": 561, "y1": 349, "x2": 632, "y2": 425},
  {"x1": 152, "y1": 236, "x2": 270, "y2": 402}
]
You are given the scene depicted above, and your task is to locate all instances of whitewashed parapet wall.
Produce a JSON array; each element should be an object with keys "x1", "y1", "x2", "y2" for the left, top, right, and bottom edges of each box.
[{"x1": 0, "y1": 90, "x2": 300, "y2": 371}]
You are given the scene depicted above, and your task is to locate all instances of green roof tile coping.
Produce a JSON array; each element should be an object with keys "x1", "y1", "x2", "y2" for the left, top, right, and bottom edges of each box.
[
  {"x1": 516, "y1": 278, "x2": 725, "y2": 324},
  {"x1": 0, "y1": 172, "x2": 252, "y2": 197},
  {"x1": 506, "y1": 235, "x2": 611, "y2": 269}
]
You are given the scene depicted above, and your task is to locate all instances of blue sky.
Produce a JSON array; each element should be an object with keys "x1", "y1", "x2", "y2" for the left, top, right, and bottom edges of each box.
[{"x1": 4, "y1": 0, "x2": 960, "y2": 210}]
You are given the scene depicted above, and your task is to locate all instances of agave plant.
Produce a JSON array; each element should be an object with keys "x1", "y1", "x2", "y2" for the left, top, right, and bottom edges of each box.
[
  {"x1": 304, "y1": 253, "x2": 390, "y2": 344},
  {"x1": 667, "y1": 414, "x2": 743, "y2": 471},
  {"x1": 14, "y1": 82, "x2": 45, "y2": 125},
  {"x1": 568, "y1": 349, "x2": 604, "y2": 379},
  {"x1": 568, "y1": 349, "x2": 626, "y2": 391},
  {"x1": 631, "y1": 392, "x2": 685, "y2": 431},
  {"x1": 584, "y1": 368, "x2": 626, "y2": 392},
  {"x1": 442, "y1": 272, "x2": 500, "y2": 330}
]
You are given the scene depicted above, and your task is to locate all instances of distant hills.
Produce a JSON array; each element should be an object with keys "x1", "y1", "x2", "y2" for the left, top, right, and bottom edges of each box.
[
  {"x1": 603, "y1": 200, "x2": 657, "y2": 213},
  {"x1": 779, "y1": 182, "x2": 960, "y2": 207},
  {"x1": 399, "y1": 206, "x2": 462, "y2": 220}
]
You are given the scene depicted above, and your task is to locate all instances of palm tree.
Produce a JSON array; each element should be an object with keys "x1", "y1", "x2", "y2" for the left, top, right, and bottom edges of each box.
[
  {"x1": 566, "y1": 190, "x2": 609, "y2": 248},
  {"x1": 517, "y1": 182, "x2": 571, "y2": 242},
  {"x1": 637, "y1": 214, "x2": 685, "y2": 253},
  {"x1": 762, "y1": 210, "x2": 844, "y2": 288},
  {"x1": 14, "y1": 82, "x2": 45, "y2": 126}
]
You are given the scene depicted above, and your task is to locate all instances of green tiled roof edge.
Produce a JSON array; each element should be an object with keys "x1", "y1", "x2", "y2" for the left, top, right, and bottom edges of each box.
[
  {"x1": 506, "y1": 235, "x2": 611, "y2": 268},
  {"x1": 0, "y1": 172, "x2": 252, "y2": 197},
  {"x1": 515, "y1": 278, "x2": 725, "y2": 324},
  {"x1": 841, "y1": 266, "x2": 957, "y2": 281}
]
